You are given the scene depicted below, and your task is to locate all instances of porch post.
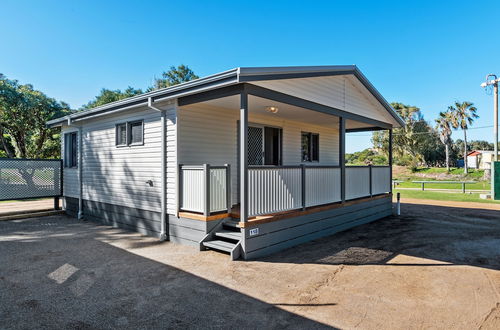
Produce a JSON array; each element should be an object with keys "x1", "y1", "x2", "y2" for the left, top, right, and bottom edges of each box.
[
  {"x1": 389, "y1": 128, "x2": 393, "y2": 194},
  {"x1": 339, "y1": 117, "x2": 346, "y2": 203},
  {"x1": 240, "y1": 91, "x2": 249, "y2": 223}
]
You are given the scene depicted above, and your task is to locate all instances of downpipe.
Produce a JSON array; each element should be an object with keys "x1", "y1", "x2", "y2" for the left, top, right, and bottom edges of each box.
[{"x1": 147, "y1": 97, "x2": 167, "y2": 241}]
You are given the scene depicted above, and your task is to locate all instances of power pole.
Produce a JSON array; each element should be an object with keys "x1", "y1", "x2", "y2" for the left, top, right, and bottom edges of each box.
[{"x1": 481, "y1": 74, "x2": 499, "y2": 199}]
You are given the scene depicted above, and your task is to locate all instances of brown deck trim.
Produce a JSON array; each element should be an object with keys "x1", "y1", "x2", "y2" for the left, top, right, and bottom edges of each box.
[
  {"x1": 238, "y1": 193, "x2": 391, "y2": 228},
  {"x1": 178, "y1": 211, "x2": 230, "y2": 222}
]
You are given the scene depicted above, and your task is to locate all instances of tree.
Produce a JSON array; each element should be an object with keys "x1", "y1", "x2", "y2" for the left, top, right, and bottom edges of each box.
[
  {"x1": 448, "y1": 101, "x2": 478, "y2": 173},
  {"x1": 373, "y1": 102, "x2": 436, "y2": 167},
  {"x1": 83, "y1": 87, "x2": 143, "y2": 109},
  {"x1": 153, "y1": 65, "x2": 199, "y2": 90},
  {"x1": 0, "y1": 74, "x2": 71, "y2": 158},
  {"x1": 435, "y1": 111, "x2": 453, "y2": 171}
]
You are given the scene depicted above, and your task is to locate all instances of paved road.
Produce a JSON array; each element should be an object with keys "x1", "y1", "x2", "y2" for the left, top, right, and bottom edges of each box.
[{"x1": 1, "y1": 203, "x2": 500, "y2": 329}]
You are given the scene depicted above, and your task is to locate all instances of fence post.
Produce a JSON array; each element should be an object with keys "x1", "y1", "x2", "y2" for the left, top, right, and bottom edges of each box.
[
  {"x1": 462, "y1": 182, "x2": 466, "y2": 194},
  {"x1": 421, "y1": 182, "x2": 425, "y2": 191},
  {"x1": 369, "y1": 165, "x2": 373, "y2": 197},
  {"x1": 301, "y1": 164, "x2": 306, "y2": 210},
  {"x1": 177, "y1": 164, "x2": 183, "y2": 215},
  {"x1": 225, "y1": 164, "x2": 231, "y2": 214},
  {"x1": 204, "y1": 164, "x2": 210, "y2": 217},
  {"x1": 54, "y1": 197, "x2": 60, "y2": 210}
]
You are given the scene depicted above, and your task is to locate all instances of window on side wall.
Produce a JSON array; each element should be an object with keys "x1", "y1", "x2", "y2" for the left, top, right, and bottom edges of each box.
[
  {"x1": 64, "y1": 132, "x2": 78, "y2": 168},
  {"x1": 301, "y1": 132, "x2": 319, "y2": 162},
  {"x1": 128, "y1": 120, "x2": 144, "y2": 145},
  {"x1": 116, "y1": 123, "x2": 127, "y2": 146},
  {"x1": 116, "y1": 120, "x2": 144, "y2": 147}
]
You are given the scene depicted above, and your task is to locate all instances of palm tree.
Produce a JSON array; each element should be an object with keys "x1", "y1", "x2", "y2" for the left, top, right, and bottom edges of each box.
[
  {"x1": 448, "y1": 101, "x2": 479, "y2": 173},
  {"x1": 435, "y1": 111, "x2": 453, "y2": 171}
]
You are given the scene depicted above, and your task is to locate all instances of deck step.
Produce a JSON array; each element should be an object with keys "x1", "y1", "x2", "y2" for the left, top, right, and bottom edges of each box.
[
  {"x1": 215, "y1": 229, "x2": 241, "y2": 241},
  {"x1": 223, "y1": 220, "x2": 240, "y2": 228},
  {"x1": 203, "y1": 240, "x2": 237, "y2": 253}
]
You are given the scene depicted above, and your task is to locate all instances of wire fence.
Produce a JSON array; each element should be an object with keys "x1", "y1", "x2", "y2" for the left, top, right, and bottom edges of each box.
[{"x1": 0, "y1": 158, "x2": 62, "y2": 201}]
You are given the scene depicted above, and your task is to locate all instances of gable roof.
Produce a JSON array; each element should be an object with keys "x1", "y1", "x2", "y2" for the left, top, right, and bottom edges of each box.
[{"x1": 47, "y1": 65, "x2": 404, "y2": 127}]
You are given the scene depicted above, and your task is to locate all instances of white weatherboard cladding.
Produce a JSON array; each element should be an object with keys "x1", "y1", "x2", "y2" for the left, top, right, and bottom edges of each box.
[
  {"x1": 177, "y1": 104, "x2": 340, "y2": 205},
  {"x1": 61, "y1": 127, "x2": 79, "y2": 199},
  {"x1": 61, "y1": 107, "x2": 167, "y2": 213},
  {"x1": 252, "y1": 75, "x2": 396, "y2": 125}
]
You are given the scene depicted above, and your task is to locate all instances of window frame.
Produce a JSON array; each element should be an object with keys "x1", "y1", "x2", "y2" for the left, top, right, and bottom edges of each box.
[
  {"x1": 64, "y1": 132, "x2": 78, "y2": 168},
  {"x1": 115, "y1": 123, "x2": 128, "y2": 147},
  {"x1": 127, "y1": 120, "x2": 144, "y2": 146},
  {"x1": 301, "y1": 131, "x2": 320, "y2": 163},
  {"x1": 115, "y1": 120, "x2": 144, "y2": 147}
]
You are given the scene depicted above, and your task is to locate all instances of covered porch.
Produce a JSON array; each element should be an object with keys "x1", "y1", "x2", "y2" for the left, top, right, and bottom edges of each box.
[{"x1": 175, "y1": 81, "x2": 395, "y2": 224}]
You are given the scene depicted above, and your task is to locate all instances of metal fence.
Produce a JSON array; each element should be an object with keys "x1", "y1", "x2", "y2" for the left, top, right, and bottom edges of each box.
[{"x1": 0, "y1": 158, "x2": 63, "y2": 201}]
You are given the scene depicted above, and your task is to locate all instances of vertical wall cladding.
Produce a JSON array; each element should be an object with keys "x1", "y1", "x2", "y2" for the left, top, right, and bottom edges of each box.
[{"x1": 177, "y1": 104, "x2": 340, "y2": 205}]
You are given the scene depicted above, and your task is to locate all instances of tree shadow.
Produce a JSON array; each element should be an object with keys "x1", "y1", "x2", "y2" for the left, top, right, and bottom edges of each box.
[
  {"x1": 260, "y1": 202, "x2": 500, "y2": 271},
  {"x1": 0, "y1": 216, "x2": 335, "y2": 329}
]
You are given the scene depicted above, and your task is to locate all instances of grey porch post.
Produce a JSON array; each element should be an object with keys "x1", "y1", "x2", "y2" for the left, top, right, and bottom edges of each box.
[
  {"x1": 389, "y1": 128, "x2": 393, "y2": 193},
  {"x1": 240, "y1": 91, "x2": 249, "y2": 223},
  {"x1": 339, "y1": 117, "x2": 346, "y2": 203}
]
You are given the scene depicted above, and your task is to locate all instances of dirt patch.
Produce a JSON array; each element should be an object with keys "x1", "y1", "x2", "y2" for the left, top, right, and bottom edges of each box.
[{"x1": 1, "y1": 206, "x2": 500, "y2": 329}]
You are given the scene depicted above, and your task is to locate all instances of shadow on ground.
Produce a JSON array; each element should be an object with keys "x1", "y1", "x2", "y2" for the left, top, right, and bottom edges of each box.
[
  {"x1": 0, "y1": 216, "x2": 333, "y2": 329},
  {"x1": 262, "y1": 202, "x2": 500, "y2": 271}
]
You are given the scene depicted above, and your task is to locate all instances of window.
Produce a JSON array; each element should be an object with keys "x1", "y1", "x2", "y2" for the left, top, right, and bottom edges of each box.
[
  {"x1": 301, "y1": 132, "x2": 319, "y2": 162},
  {"x1": 128, "y1": 120, "x2": 144, "y2": 145},
  {"x1": 64, "y1": 132, "x2": 78, "y2": 168},
  {"x1": 116, "y1": 123, "x2": 127, "y2": 146},
  {"x1": 115, "y1": 120, "x2": 144, "y2": 147}
]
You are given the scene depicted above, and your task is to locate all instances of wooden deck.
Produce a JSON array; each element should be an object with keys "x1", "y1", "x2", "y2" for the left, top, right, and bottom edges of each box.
[{"x1": 179, "y1": 193, "x2": 391, "y2": 227}]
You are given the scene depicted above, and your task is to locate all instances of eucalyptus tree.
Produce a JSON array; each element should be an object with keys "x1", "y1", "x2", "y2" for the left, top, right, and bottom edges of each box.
[
  {"x1": 83, "y1": 87, "x2": 143, "y2": 109},
  {"x1": 152, "y1": 65, "x2": 199, "y2": 90},
  {"x1": 0, "y1": 74, "x2": 71, "y2": 158},
  {"x1": 448, "y1": 101, "x2": 479, "y2": 173},
  {"x1": 435, "y1": 111, "x2": 453, "y2": 171}
]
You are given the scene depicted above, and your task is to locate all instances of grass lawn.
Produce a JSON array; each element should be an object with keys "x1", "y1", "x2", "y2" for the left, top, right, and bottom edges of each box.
[{"x1": 394, "y1": 189, "x2": 500, "y2": 204}]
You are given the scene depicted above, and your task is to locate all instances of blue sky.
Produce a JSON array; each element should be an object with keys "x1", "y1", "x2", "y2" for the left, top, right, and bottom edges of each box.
[{"x1": 1, "y1": 0, "x2": 499, "y2": 152}]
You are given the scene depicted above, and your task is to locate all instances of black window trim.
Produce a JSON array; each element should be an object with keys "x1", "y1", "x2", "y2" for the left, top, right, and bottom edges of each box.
[
  {"x1": 115, "y1": 120, "x2": 144, "y2": 147},
  {"x1": 301, "y1": 131, "x2": 320, "y2": 163}
]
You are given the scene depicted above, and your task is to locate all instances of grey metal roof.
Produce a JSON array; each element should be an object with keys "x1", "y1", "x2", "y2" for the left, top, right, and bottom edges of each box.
[{"x1": 47, "y1": 65, "x2": 404, "y2": 127}]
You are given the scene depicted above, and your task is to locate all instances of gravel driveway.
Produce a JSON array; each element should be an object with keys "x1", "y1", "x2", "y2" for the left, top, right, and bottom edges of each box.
[{"x1": 1, "y1": 201, "x2": 500, "y2": 329}]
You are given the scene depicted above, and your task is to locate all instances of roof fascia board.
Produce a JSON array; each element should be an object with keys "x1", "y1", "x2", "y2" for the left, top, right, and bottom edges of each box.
[
  {"x1": 47, "y1": 68, "x2": 239, "y2": 126},
  {"x1": 346, "y1": 126, "x2": 386, "y2": 133}
]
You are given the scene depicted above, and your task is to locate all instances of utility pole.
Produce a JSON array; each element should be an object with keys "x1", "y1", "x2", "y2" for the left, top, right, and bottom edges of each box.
[{"x1": 481, "y1": 74, "x2": 499, "y2": 199}]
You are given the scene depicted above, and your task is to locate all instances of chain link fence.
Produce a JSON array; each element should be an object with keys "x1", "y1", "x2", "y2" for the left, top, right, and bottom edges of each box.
[{"x1": 0, "y1": 158, "x2": 62, "y2": 201}]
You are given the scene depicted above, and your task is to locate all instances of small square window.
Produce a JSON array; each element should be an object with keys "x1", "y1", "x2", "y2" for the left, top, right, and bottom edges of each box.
[
  {"x1": 116, "y1": 123, "x2": 127, "y2": 146},
  {"x1": 128, "y1": 121, "x2": 143, "y2": 145},
  {"x1": 301, "y1": 132, "x2": 319, "y2": 162}
]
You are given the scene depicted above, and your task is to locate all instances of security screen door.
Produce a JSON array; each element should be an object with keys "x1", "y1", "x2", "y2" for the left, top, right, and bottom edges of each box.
[{"x1": 247, "y1": 125, "x2": 282, "y2": 166}]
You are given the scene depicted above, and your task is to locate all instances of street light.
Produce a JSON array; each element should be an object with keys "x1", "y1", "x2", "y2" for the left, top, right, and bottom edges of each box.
[{"x1": 481, "y1": 74, "x2": 499, "y2": 199}]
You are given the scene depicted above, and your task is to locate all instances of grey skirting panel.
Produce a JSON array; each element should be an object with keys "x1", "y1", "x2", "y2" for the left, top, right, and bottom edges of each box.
[
  {"x1": 169, "y1": 216, "x2": 227, "y2": 247},
  {"x1": 64, "y1": 197, "x2": 162, "y2": 238},
  {"x1": 242, "y1": 196, "x2": 393, "y2": 260}
]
